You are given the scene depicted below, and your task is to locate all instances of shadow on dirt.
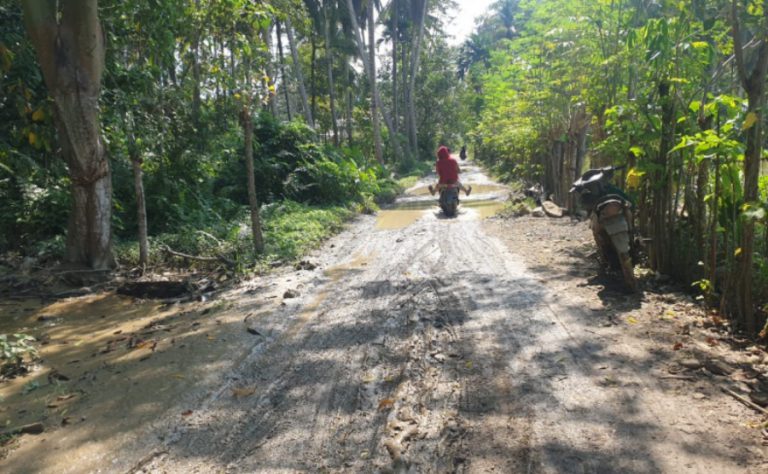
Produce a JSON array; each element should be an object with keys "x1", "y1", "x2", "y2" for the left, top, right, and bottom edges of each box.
[
  {"x1": 0, "y1": 288, "x2": 275, "y2": 473},
  {"x1": 2, "y1": 229, "x2": 746, "y2": 472},
  {"x1": 132, "y1": 268, "x2": 744, "y2": 472}
]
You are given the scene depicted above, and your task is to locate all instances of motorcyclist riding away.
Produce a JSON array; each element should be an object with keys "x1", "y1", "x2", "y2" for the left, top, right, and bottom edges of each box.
[{"x1": 428, "y1": 146, "x2": 471, "y2": 196}]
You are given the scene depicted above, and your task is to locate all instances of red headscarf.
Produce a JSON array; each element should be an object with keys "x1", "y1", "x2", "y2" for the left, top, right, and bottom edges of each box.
[{"x1": 435, "y1": 146, "x2": 458, "y2": 184}]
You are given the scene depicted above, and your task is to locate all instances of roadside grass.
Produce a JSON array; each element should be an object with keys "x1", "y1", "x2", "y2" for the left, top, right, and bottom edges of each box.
[
  {"x1": 112, "y1": 166, "x2": 442, "y2": 274},
  {"x1": 115, "y1": 200, "x2": 356, "y2": 272},
  {"x1": 393, "y1": 159, "x2": 433, "y2": 192},
  {"x1": 396, "y1": 175, "x2": 420, "y2": 190},
  {"x1": 498, "y1": 197, "x2": 537, "y2": 217},
  {"x1": 260, "y1": 201, "x2": 353, "y2": 264}
]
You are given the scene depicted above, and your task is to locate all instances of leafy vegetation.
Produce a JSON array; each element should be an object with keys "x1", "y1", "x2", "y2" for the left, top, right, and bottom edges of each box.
[
  {"x1": 0, "y1": 334, "x2": 37, "y2": 379},
  {"x1": 459, "y1": 0, "x2": 768, "y2": 334},
  {"x1": 1, "y1": 0, "x2": 463, "y2": 272},
  {"x1": 2, "y1": 0, "x2": 767, "y2": 337}
]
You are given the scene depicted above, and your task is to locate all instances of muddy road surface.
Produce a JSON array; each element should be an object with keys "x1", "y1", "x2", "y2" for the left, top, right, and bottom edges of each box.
[{"x1": 121, "y1": 162, "x2": 763, "y2": 473}]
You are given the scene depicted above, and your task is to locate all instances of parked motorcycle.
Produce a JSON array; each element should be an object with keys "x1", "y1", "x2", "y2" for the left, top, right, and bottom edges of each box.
[
  {"x1": 439, "y1": 184, "x2": 460, "y2": 217},
  {"x1": 570, "y1": 166, "x2": 638, "y2": 292}
]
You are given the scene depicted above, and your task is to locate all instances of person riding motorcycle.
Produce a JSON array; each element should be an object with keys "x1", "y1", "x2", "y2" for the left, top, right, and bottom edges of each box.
[{"x1": 428, "y1": 146, "x2": 471, "y2": 196}]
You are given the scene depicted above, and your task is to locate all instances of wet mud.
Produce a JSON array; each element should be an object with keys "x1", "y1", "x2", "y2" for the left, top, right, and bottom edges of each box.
[
  {"x1": 376, "y1": 179, "x2": 509, "y2": 230},
  {"x1": 3, "y1": 161, "x2": 765, "y2": 473}
]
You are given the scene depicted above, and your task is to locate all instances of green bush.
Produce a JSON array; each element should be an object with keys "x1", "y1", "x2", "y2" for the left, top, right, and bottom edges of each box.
[
  {"x1": 1, "y1": 333, "x2": 37, "y2": 378},
  {"x1": 261, "y1": 200, "x2": 352, "y2": 261},
  {"x1": 0, "y1": 176, "x2": 70, "y2": 253}
]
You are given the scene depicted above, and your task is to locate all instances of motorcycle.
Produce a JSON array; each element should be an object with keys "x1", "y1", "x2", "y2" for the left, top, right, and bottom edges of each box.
[
  {"x1": 439, "y1": 184, "x2": 460, "y2": 217},
  {"x1": 570, "y1": 166, "x2": 638, "y2": 292}
]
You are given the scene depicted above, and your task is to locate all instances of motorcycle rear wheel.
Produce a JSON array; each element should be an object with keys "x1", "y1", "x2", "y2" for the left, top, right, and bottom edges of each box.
[
  {"x1": 441, "y1": 203, "x2": 458, "y2": 217},
  {"x1": 619, "y1": 252, "x2": 638, "y2": 292}
]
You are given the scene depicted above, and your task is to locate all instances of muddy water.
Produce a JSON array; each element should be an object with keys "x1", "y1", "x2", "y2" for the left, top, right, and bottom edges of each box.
[
  {"x1": 323, "y1": 253, "x2": 372, "y2": 281},
  {"x1": 463, "y1": 199, "x2": 507, "y2": 219},
  {"x1": 281, "y1": 253, "x2": 374, "y2": 339},
  {"x1": 0, "y1": 290, "x2": 259, "y2": 474},
  {"x1": 376, "y1": 209, "x2": 430, "y2": 230},
  {"x1": 406, "y1": 184, "x2": 508, "y2": 197},
  {"x1": 0, "y1": 294, "x2": 168, "y2": 426},
  {"x1": 376, "y1": 180, "x2": 509, "y2": 230},
  {"x1": 376, "y1": 198, "x2": 506, "y2": 230}
]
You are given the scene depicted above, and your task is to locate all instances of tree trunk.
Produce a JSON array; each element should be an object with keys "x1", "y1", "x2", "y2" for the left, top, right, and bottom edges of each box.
[
  {"x1": 324, "y1": 7, "x2": 339, "y2": 145},
  {"x1": 731, "y1": 0, "x2": 768, "y2": 333},
  {"x1": 407, "y1": 0, "x2": 428, "y2": 157},
  {"x1": 392, "y1": 0, "x2": 398, "y2": 138},
  {"x1": 650, "y1": 80, "x2": 675, "y2": 274},
  {"x1": 736, "y1": 95, "x2": 764, "y2": 331},
  {"x1": 125, "y1": 114, "x2": 149, "y2": 268},
  {"x1": 345, "y1": 58, "x2": 353, "y2": 145},
  {"x1": 368, "y1": 3, "x2": 383, "y2": 163},
  {"x1": 22, "y1": 0, "x2": 114, "y2": 270},
  {"x1": 217, "y1": 36, "x2": 225, "y2": 101},
  {"x1": 311, "y1": 34, "x2": 317, "y2": 125},
  {"x1": 694, "y1": 159, "x2": 708, "y2": 262},
  {"x1": 710, "y1": 151, "x2": 720, "y2": 291},
  {"x1": 275, "y1": 20, "x2": 292, "y2": 121},
  {"x1": 241, "y1": 108, "x2": 265, "y2": 254},
  {"x1": 261, "y1": 24, "x2": 276, "y2": 115},
  {"x1": 345, "y1": 0, "x2": 402, "y2": 161},
  {"x1": 192, "y1": 0, "x2": 202, "y2": 127},
  {"x1": 285, "y1": 19, "x2": 313, "y2": 126},
  {"x1": 131, "y1": 157, "x2": 149, "y2": 267},
  {"x1": 230, "y1": 31, "x2": 237, "y2": 92},
  {"x1": 403, "y1": 40, "x2": 411, "y2": 152}
]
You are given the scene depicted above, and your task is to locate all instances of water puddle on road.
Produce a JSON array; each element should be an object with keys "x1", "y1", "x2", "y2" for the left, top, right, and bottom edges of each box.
[
  {"x1": 323, "y1": 253, "x2": 372, "y2": 281},
  {"x1": 406, "y1": 184, "x2": 508, "y2": 197},
  {"x1": 376, "y1": 210, "x2": 429, "y2": 229},
  {"x1": 376, "y1": 201, "x2": 434, "y2": 230},
  {"x1": 463, "y1": 200, "x2": 507, "y2": 219},
  {"x1": 0, "y1": 293, "x2": 176, "y2": 430},
  {"x1": 282, "y1": 253, "x2": 375, "y2": 338},
  {"x1": 375, "y1": 198, "x2": 507, "y2": 230}
]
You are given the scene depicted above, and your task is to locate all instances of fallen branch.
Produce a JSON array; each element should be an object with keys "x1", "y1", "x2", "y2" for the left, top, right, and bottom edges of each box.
[
  {"x1": 195, "y1": 230, "x2": 223, "y2": 246},
  {"x1": 721, "y1": 386, "x2": 768, "y2": 416},
  {"x1": 0, "y1": 422, "x2": 44, "y2": 438},
  {"x1": 51, "y1": 268, "x2": 111, "y2": 276},
  {"x1": 127, "y1": 449, "x2": 169, "y2": 474},
  {"x1": 161, "y1": 245, "x2": 234, "y2": 267},
  {"x1": 659, "y1": 375, "x2": 696, "y2": 381},
  {"x1": 53, "y1": 282, "x2": 111, "y2": 298}
]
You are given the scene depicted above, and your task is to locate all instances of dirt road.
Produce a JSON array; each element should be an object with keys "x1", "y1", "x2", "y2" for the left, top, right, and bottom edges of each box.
[{"x1": 112, "y1": 161, "x2": 764, "y2": 473}]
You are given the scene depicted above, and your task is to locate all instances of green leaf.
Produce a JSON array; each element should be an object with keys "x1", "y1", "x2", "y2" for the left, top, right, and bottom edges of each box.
[
  {"x1": 689, "y1": 101, "x2": 701, "y2": 113},
  {"x1": 743, "y1": 112, "x2": 758, "y2": 130}
]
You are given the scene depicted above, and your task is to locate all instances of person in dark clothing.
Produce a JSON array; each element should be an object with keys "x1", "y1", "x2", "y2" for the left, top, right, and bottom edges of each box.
[
  {"x1": 459, "y1": 145, "x2": 467, "y2": 160},
  {"x1": 428, "y1": 146, "x2": 471, "y2": 196}
]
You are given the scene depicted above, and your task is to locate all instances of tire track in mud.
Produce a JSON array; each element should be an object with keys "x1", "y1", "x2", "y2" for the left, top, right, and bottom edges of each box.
[
  {"x1": 139, "y1": 163, "x2": 762, "y2": 473},
  {"x1": 141, "y1": 207, "x2": 483, "y2": 472},
  {"x1": 139, "y1": 164, "x2": 550, "y2": 473}
]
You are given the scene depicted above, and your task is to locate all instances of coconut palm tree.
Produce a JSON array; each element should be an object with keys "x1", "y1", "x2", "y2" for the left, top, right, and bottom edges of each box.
[
  {"x1": 345, "y1": 0, "x2": 402, "y2": 162},
  {"x1": 284, "y1": 16, "x2": 314, "y2": 126}
]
